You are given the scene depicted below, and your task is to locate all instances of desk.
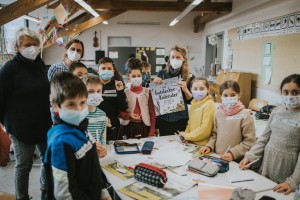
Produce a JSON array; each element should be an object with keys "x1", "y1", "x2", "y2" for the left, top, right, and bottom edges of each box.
[
  {"x1": 100, "y1": 136, "x2": 294, "y2": 200},
  {"x1": 252, "y1": 113, "x2": 268, "y2": 138}
]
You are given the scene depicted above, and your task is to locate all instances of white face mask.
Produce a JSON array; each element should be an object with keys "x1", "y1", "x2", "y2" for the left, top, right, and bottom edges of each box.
[
  {"x1": 222, "y1": 96, "x2": 238, "y2": 108},
  {"x1": 87, "y1": 93, "x2": 103, "y2": 107},
  {"x1": 20, "y1": 46, "x2": 40, "y2": 60},
  {"x1": 67, "y1": 50, "x2": 81, "y2": 62},
  {"x1": 282, "y1": 95, "x2": 300, "y2": 109},
  {"x1": 170, "y1": 59, "x2": 183, "y2": 70},
  {"x1": 192, "y1": 90, "x2": 207, "y2": 101},
  {"x1": 58, "y1": 107, "x2": 89, "y2": 126},
  {"x1": 131, "y1": 77, "x2": 142, "y2": 87}
]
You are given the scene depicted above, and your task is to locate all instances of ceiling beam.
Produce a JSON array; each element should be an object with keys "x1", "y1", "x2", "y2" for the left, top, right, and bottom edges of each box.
[
  {"x1": 90, "y1": 1, "x2": 232, "y2": 12},
  {"x1": 194, "y1": 11, "x2": 230, "y2": 33},
  {"x1": 0, "y1": 0, "x2": 54, "y2": 26},
  {"x1": 43, "y1": 10, "x2": 126, "y2": 49}
]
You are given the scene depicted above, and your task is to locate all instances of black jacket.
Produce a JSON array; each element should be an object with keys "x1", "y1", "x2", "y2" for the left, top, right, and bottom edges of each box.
[
  {"x1": 98, "y1": 79, "x2": 128, "y2": 132},
  {"x1": 0, "y1": 53, "x2": 52, "y2": 144}
]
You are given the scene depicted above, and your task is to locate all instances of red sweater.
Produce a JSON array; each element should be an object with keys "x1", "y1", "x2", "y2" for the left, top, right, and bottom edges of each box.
[{"x1": 119, "y1": 85, "x2": 156, "y2": 136}]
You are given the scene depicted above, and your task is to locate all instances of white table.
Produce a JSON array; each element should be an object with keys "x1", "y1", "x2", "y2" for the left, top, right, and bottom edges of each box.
[{"x1": 100, "y1": 136, "x2": 294, "y2": 200}]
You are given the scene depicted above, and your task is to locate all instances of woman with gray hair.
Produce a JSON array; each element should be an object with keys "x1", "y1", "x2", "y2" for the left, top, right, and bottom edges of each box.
[{"x1": 0, "y1": 28, "x2": 51, "y2": 200}]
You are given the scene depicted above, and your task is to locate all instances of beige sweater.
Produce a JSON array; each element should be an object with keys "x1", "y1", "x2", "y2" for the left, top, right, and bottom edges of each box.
[{"x1": 206, "y1": 109, "x2": 256, "y2": 160}]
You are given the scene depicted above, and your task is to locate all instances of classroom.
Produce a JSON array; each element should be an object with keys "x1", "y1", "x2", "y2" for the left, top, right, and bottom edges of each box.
[{"x1": 0, "y1": 0, "x2": 299, "y2": 200}]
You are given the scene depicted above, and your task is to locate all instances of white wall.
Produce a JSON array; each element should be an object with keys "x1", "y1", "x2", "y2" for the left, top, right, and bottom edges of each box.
[
  {"x1": 41, "y1": 11, "x2": 204, "y2": 76},
  {"x1": 201, "y1": 0, "x2": 300, "y2": 104}
]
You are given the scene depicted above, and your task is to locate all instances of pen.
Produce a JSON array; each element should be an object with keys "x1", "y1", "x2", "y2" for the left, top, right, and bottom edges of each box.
[
  {"x1": 231, "y1": 179, "x2": 254, "y2": 183},
  {"x1": 222, "y1": 145, "x2": 231, "y2": 157},
  {"x1": 242, "y1": 158, "x2": 260, "y2": 169}
]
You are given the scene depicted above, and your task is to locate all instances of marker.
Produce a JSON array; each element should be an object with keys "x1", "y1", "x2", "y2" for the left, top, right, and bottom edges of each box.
[
  {"x1": 222, "y1": 145, "x2": 231, "y2": 157},
  {"x1": 231, "y1": 179, "x2": 254, "y2": 183},
  {"x1": 242, "y1": 158, "x2": 260, "y2": 169}
]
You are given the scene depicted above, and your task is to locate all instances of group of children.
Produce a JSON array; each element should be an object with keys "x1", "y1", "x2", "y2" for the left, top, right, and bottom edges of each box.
[{"x1": 45, "y1": 54, "x2": 300, "y2": 199}]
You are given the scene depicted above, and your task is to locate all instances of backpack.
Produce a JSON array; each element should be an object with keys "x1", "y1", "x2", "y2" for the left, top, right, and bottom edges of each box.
[{"x1": 0, "y1": 126, "x2": 11, "y2": 167}]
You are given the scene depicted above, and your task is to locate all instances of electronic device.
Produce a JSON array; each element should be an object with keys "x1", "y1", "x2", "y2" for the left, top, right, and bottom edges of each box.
[
  {"x1": 174, "y1": 130, "x2": 185, "y2": 142},
  {"x1": 141, "y1": 141, "x2": 154, "y2": 155}
]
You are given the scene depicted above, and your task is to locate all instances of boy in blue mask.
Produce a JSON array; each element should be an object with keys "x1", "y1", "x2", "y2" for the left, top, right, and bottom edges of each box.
[
  {"x1": 141, "y1": 61, "x2": 151, "y2": 88},
  {"x1": 44, "y1": 72, "x2": 111, "y2": 200}
]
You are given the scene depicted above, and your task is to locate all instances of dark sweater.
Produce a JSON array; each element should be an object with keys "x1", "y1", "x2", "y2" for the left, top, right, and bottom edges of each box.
[
  {"x1": 0, "y1": 53, "x2": 52, "y2": 144},
  {"x1": 98, "y1": 79, "x2": 128, "y2": 134},
  {"x1": 157, "y1": 69, "x2": 194, "y2": 122}
]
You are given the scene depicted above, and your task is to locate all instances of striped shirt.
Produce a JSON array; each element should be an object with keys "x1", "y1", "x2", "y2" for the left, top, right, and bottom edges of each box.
[
  {"x1": 47, "y1": 62, "x2": 68, "y2": 81},
  {"x1": 87, "y1": 108, "x2": 106, "y2": 145}
]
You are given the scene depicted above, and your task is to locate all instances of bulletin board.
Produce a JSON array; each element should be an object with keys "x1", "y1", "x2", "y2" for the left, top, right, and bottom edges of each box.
[{"x1": 228, "y1": 27, "x2": 300, "y2": 93}]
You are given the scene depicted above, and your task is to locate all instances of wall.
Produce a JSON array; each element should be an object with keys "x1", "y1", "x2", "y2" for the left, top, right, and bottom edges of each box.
[
  {"x1": 40, "y1": 11, "x2": 204, "y2": 76},
  {"x1": 201, "y1": 0, "x2": 300, "y2": 104}
]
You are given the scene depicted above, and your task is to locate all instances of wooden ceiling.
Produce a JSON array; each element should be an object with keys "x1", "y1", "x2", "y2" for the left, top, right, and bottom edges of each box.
[{"x1": 0, "y1": 0, "x2": 232, "y2": 48}]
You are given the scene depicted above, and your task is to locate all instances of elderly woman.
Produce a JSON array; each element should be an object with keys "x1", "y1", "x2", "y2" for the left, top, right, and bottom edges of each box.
[
  {"x1": 47, "y1": 39, "x2": 85, "y2": 81},
  {"x1": 0, "y1": 28, "x2": 51, "y2": 200}
]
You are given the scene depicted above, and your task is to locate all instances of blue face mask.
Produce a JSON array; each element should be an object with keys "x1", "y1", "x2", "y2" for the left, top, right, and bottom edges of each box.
[
  {"x1": 58, "y1": 107, "x2": 89, "y2": 126},
  {"x1": 99, "y1": 70, "x2": 114, "y2": 81}
]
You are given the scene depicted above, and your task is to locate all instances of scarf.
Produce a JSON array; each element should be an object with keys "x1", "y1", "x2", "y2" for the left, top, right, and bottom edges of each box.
[
  {"x1": 190, "y1": 95, "x2": 212, "y2": 109},
  {"x1": 130, "y1": 85, "x2": 143, "y2": 94},
  {"x1": 219, "y1": 100, "x2": 245, "y2": 116},
  {"x1": 169, "y1": 66, "x2": 182, "y2": 76}
]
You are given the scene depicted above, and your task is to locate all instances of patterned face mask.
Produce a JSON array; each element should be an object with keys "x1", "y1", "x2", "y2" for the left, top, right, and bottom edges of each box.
[
  {"x1": 282, "y1": 95, "x2": 300, "y2": 108},
  {"x1": 221, "y1": 96, "x2": 238, "y2": 108},
  {"x1": 87, "y1": 93, "x2": 103, "y2": 107}
]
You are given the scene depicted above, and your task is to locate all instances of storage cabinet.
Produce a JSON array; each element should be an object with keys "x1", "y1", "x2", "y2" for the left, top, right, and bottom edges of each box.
[{"x1": 209, "y1": 71, "x2": 252, "y2": 107}]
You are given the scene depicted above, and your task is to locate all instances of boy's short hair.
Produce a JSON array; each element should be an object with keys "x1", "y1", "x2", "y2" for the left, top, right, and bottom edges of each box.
[
  {"x1": 69, "y1": 62, "x2": 88, "y2": 73},
  {"x1": 51, "y1": 72, "x2": 88, "y2": 107},
  {"x1": 82, "y1": 74, "x2": 103, "y2": 86},
  {"x1": 141, "y1": 61, "x2": 151, "y2": 69}
]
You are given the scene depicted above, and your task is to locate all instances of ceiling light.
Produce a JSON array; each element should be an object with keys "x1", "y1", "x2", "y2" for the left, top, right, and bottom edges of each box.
[
  {"x1": 169, "y1": 0, "x2": 203, "y2": 26},
  {"x1": 103, "y1": 21, "x2": 108, "y2": 25},
  {"x1": 74, "y1": 0, "x2": 99, "y2": 17}
]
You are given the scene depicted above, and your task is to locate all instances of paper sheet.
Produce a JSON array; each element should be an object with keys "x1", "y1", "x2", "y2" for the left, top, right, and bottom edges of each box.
[
  {"x1": 151, "y1": 150, "x2": 192, "y2": 167},
  {"x1": 53, "y1": 3, "x2": 69, "y2": 24},
  {"x1": 226, "y1": 170, "x2": 259, "y2": 183}
]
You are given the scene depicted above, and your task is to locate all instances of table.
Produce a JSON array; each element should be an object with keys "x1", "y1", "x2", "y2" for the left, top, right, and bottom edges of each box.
[{"x1": 100, "y1": 136, "x2": 294, "y2": 200}]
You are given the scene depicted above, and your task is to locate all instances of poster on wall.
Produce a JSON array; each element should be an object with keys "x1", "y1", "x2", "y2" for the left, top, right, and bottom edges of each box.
[{"x1": 149, "y1": 77, "x2": 185, "y2": 116}]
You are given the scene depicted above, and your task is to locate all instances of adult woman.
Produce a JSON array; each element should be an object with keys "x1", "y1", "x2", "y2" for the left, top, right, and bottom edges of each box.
[
  {"x1": 47, "y1": 39, "x2": 84, "y2": 81},
  {"x1": 153, "y1": 45, "x2": 194, "y2": 135},
  {"x1": 0, "y1": 28, "x2": 52, "y2": 200}
]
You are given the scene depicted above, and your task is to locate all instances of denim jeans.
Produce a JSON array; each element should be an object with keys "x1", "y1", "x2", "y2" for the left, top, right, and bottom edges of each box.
[{"x1": 9, "y1": 134, "x2": 47, "y2": 200}]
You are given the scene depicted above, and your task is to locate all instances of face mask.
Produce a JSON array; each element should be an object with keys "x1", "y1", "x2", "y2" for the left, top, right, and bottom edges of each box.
[
  {"x1": 67, "y1": 50, "x2": 81, "y2": 62},
  {"x1": 58, "y1": 106, "x2": 89, "y2": 126},
  {"x1": 282, "y1": 95, "x2": 300, "y2": 108},
  {"x1": 131, "y1": 77, "x2": 142, "y2": 87},
  {"x1": 222, "y1": 96, "x2": 238, "y2": 108},
  {"x1": 20, "y1": 46, "x2": 40, "y2": 60},
  {"x1": 99, "y1": 70, "x2": 114, "y2": 81},
  {"x1": 192, "y1": 90, "x2": 207, "y2": 101},
  {"x1": 87, "y1": 93, "x2": 103, "y2": 107},
  {"x1": 142, "y1": 72, "x2": 151, "y2": 81},
  {"x1": 170, "y1": 59, "x2": 183, "y2": 70}
]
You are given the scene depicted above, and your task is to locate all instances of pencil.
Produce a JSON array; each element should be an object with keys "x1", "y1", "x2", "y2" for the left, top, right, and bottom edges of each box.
[
  {"x1": 222, "y1": 145, "x2": 231, "y2": 157},
  {"x1": 242, "y1": 158, "x2": 260, "y2": 169}
]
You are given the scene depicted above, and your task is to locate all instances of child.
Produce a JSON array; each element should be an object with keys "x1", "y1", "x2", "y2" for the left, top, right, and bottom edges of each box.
[
  {"x1": 200, "y1": 80, "x2": 256, "y2": 162},
  {"x1": 240, "y1": 74, "x2": 300, "y2": 195},
  {"x1": 97, "y1": 57, "x2": 128, "y2": 140},
  {"x1": 82, "y1": 74, "x2": 107, "y2": 145},
  {"x1": 44, "y1": 72, "x2": 111, "y2": 200},
  {"x1": 118, "y1": 58, "x2": 156, "y2": 139},
  {"x1": 179, "y1": 78, "x2": 216, "y2": 145},
  {"x1": 69, "y1": 61, "x2": 88, "y2": 79},
  {"x1": 141, "y1": 61, "x2": 151, "y2": 88}
]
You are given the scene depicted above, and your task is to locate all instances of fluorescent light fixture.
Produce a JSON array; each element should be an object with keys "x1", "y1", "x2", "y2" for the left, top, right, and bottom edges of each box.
[
  {"x1": 169, "y1": 0, "x2": 203, "y2": 26},
  {"x1": 117, "y1": 21, "x2": 160, "y2": 25},
  {"x1": 103, "y1": 21, "x2": 108, "y2": 25},
  {"x1": 74, "y1": 0, "x2": 99, "y2": 17},
  {"x1": 22, "y1": 15, "x2": 41, "y2": 23}
]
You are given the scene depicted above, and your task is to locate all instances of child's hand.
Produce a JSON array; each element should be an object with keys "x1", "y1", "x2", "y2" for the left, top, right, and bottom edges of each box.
[
  {"x1": 115, "y1": 80, "x2": 124, "y2": 91},
  {"x1": 178, "y1": 81, "x2": 188, "y2": 93},
  {"x1": 106, "y1": 117, "x2": 111, "y2": 127},
  {"x1": 273, "y1": 182, "x2": 294, "y2": 195},
  {"x1": 96, "y1": 142, "x2": 107, "y2": 158},
  {"x1": 179, "y1": 131, "x2": 186, "y2": 137},
  {"x1": 239, "y1": 157, "x2": 250, "y2": 170},
  {"x1": 200, "y1": 146, "x2": 212, "y2": 154},
  {"x1": 129, "y1": 113, "x2": 141, "y2": 120},
  {"x1": 221, "y1": 153, "x2": 233, "y2": 162},
  {"x1": 153, "y1": 77, "x2": 163, "y2": 84}
]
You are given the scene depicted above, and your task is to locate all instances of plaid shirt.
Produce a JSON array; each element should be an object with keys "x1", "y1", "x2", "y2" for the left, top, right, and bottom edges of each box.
[{"x1": 47, "y1": 62, "x2": 68, "y2": 81}]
